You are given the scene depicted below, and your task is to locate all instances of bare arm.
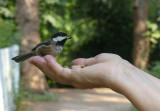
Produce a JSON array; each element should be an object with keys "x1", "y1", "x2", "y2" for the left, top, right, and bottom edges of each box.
[
  {"x1": 114, "y1": 60, "x2": 160, "y2": 111},
  {"x1": 29, "y1": 53, "x2": 160, "y2": 111}
]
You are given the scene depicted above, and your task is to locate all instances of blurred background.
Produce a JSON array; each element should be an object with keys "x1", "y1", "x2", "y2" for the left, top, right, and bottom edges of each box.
[{"x1": 0, "y1": 0, "x2": 160, "y2": 111}]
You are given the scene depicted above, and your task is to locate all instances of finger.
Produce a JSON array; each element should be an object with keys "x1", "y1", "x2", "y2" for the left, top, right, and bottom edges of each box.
[
  {"x1": 71, "y1": 53, "x2": 122, "y2": 66},
  {"x1": 71, "y1": 58, "x2": 85, "y2": 65},
  {"x1": 44, "y1": 55, "x2": 64, "y2": 74},
  {"x1": 29, "y1": 56, "x2": 52, "y2": 74},
  {"x1": 71, "y1": 57, "x2": 97, "y2": 66},
  {"x1": 29, "y1": 56, "x2": 64, "y2": 82},
  {"x1": 44, "y1": 55, "x2": 74, "y2": 83},
  {"x1": 44, "y1": 55, "x2": 72, "y2": 77},
  {"x1": 29, "y1": 56, "x2": 47, "y2": 69},
  {"x1": 29, "y1": 56, "x2": 73, "y2": 84}
]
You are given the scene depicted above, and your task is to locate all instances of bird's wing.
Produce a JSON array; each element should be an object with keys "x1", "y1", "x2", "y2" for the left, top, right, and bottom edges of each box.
[{"x1": 31, "y1": 39, "x2": 51, "y2": 51}]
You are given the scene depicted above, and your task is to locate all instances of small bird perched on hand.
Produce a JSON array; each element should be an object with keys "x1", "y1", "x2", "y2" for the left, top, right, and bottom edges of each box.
[{"x1": 12, "y1": 32, "x2": 72, "y2": 63}]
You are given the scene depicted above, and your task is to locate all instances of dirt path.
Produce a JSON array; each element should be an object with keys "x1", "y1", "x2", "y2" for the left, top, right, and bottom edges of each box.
[{"x1": 27, "y1": 88, "x2": 132, "y2": 111}]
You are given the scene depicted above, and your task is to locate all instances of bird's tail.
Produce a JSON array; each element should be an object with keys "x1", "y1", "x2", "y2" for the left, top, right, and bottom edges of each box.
[{"x1": 12, "y1": 51, "x2": 36, "y2": 63}]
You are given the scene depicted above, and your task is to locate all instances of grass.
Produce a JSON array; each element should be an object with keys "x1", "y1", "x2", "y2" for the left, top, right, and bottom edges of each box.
[
  {"x1": 21, "y1": 91, "x2": 59, "y2": 102},
  {"x1": 15, "y1": 88, "x2": 59, "y2": 111}
]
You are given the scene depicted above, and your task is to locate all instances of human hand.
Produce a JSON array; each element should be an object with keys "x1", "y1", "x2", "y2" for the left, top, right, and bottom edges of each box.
[
  {"x1": 29, "y1": 53, "x2": 127, "y2": 92},
  {"x1": 29, "y1": 53, "x2": 160, "y2": 111}
]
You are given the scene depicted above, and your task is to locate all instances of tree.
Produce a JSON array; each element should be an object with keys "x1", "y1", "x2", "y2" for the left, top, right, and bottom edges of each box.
[
  {"x1": 16, "y1": 0, "x2": 48, "y2": 91},
  {"x1": 132, "y1": 0, "x2": 150, "y2": 70}
]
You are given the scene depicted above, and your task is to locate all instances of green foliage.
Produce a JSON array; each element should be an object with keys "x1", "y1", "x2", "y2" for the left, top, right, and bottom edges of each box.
[
  {"x1": 47, "y1": 78, "x2": 57, "y2": 87},
  {"x1": 39, "y1": 0, "x2": 97, "y2": 65},
  {"x1": 0, "y1": 19, "x2": 20, "y2": 48},
  {"x1": 39, "y1": 0, "x2": 133, "y2": 66},
  {"x1": 149, "y1": 0, "x2": 160, "y2": 46},
  {"x1": 146, "y1": 0, "x2": 160, "y2": 61},
  {"x1": 0, "y1": 0, "x2": 16, "y2": 18},
  {"x1": 148, "y1": 61, "x2": 160, "y2": 79},
  {"x1": 0, "y1": 0, "x2": 20, "y2": 48},
  {"x1": 21, "y1": 91, "x2": 59, "y2": 102},
  {"x1": 70, "y1": 0, "x2": 133, "y2": 61},
  {"x1": 15, "y1": 86, "x2": 59, "y2": 111},
  {"x1": 145, "y1": 21, "x2": 160, "y2": 51}
]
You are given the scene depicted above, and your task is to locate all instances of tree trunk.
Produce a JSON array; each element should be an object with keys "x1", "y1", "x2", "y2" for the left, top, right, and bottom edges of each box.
[
  {"x1": 132, "y1": 0, "x2": 150, "y2": 70},
  {"x1": 16, "y1": 0, "x2": 48, "y2": 91}
]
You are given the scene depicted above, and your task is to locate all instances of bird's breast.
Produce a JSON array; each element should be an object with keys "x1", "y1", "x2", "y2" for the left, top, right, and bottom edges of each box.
[
  {"x1": 35, "y1": 45, "x2": 63, "y2": 57},
  {"x1": 53, "y1": 45, "x2": 63, "y2": 56}
]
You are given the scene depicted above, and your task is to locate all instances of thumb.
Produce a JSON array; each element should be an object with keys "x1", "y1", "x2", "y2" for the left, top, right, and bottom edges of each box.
[
  {"x1": 71, "y1": 57, "x2": 97, "y2": 66},
  {"x1": 71, "y1": 53, "x2": 122, "y2": 66},
  {"x1": 44, "y1": 55, "x2": 63, "y2": 73}
]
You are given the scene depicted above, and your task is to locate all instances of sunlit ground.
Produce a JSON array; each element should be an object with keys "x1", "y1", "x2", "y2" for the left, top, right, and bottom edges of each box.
[{"x1": 23, "y1": 88, "x2": 132, "y2": 111}]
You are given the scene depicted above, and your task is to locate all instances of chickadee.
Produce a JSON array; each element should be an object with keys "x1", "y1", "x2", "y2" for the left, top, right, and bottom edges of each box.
[{"x1": 12, "y1": 32, "x2": 72, "y2": 63}]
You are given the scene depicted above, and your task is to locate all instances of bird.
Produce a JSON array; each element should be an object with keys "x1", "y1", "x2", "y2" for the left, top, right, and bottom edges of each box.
[{"x1": 12, "y1": 32, "x2": 72, "y2": 63}]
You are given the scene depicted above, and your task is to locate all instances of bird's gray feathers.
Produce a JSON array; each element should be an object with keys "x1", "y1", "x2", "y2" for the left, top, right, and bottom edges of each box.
[
  {"x1": 12, "y1": 51, "x2": 36, "y2": 63},
  {"x1": 31, "y1": 39, "x2": 51, "y2": 51},
  {"x1": 12, "y1": 39, "x2": 55, "y2": 63}
]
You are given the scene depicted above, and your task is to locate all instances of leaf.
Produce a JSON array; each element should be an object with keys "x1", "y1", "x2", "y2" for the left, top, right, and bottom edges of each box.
[
  {"x1": 45, "y1": 0, "x2": 59, "y2": 5},
  {"x1": 152, "y1": 31, "x2": 160, "y2": 39},
  {"x1": 150, "y1": 37, "x2": 157, "y2": 44},
  {"x1": 0, "y1": 7, "x2": 14, "y2": 17}
]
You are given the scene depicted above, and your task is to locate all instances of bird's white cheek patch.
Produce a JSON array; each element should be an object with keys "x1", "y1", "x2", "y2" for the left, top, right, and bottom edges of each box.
[{"x1": 52, "y1": 36, "x2": 66, "y2": 42}]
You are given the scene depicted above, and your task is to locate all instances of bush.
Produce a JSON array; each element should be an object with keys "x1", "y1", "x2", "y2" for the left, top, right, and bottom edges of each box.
[
  {"x1": 0, "y1": 19, "x2": 20, "y2": 48},
  {"x1": 39, "y1": 0, "x2": 133, "y2": 66},
  {"x1": 148, "y1": 61, "x2": 160, "y2": 79}
]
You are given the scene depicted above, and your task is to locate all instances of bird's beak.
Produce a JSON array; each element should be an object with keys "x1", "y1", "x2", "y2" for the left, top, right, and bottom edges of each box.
[{"x1": 67, "y1": 36, "x2": 72, "y2": 39}]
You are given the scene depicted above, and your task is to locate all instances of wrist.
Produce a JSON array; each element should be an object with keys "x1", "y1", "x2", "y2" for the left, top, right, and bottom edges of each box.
[
  {"x1": 100, "y1": 59, "x2": 131, "y2": 93},
  {"x1": 107, "y1": 60, "x2": 136, "y2": 94},
  {"x1": 111, "y1": 60, "x2": 160, "y2": 111}
]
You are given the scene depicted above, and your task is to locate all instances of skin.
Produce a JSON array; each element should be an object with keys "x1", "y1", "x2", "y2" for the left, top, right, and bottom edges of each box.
[{"x1": 29, "y1": 53, "x2": 160, "y2": 111}]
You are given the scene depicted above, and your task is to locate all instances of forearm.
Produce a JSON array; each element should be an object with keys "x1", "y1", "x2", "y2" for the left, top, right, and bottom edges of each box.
[{"x1": 115, "y1": 60, "x2": 160, "y2": 111}]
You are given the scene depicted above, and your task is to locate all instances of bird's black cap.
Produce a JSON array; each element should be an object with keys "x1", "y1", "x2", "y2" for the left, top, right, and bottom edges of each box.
[{"x1": 52, "y1": 32, "x2": 67, "y2": 38}]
